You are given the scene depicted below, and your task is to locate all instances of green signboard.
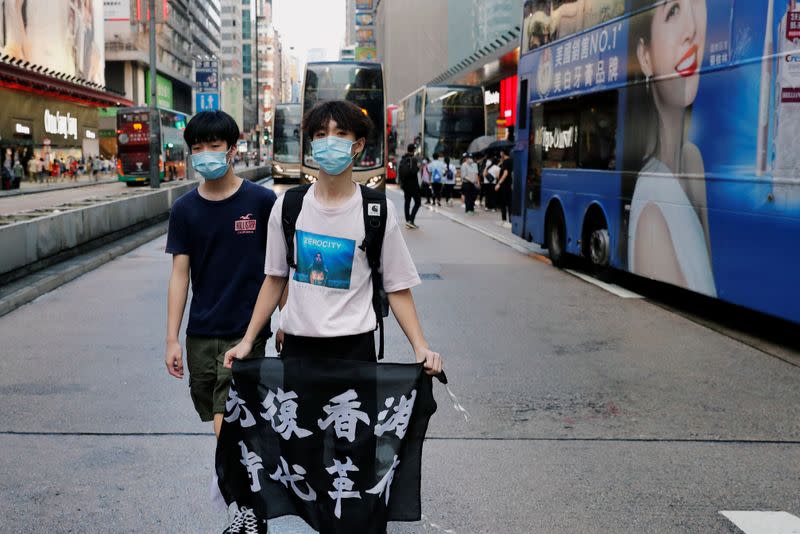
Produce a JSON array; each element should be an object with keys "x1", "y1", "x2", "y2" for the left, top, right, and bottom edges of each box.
[{"x1": 145, "y1": 72, "x2": 174, "y2": 109}]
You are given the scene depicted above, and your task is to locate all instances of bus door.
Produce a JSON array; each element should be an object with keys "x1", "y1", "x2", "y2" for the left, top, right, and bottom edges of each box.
[{"x1": 523, "y1": 103, "x2": 544, "y2": 240}]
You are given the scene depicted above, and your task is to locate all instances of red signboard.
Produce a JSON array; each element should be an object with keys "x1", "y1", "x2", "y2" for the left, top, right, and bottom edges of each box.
[{"x1": 499, "y1": 74, "x2": 518, "y2": 127}]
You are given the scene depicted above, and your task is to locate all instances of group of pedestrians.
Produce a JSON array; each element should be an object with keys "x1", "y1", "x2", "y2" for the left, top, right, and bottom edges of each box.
[
  {"x1": 398, "y1": 144, "x2": 515, "y2": 229},
  {"x1": 1, "y1": 153, "x2": 115, "y2": 189}
]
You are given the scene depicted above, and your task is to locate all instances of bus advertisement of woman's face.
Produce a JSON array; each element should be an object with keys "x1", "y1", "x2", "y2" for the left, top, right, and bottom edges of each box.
[{"x1": 619, "y1": 0, "x2": 800, "y2": 310}]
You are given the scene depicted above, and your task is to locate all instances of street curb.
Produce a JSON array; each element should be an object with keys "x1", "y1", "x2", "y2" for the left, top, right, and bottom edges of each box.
[
  {"x1": 0, "y1": 178, "x2": 119, "y2": 198},
  {"x1": 0, "y1": 222, "x2": 169, "y2": 319}
]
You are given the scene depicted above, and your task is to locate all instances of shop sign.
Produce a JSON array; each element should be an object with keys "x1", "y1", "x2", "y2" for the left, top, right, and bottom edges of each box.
[
  {"x1": 44, "y1": 109, "x2": 79, "y2": 140},
  {"x1": 85, "y1": 129, "x2": 97, "y2": 139},
  {"x1": 484, "y1": 91, "x2": 500, "y2": 106},
  {"x1": 15, "y1": 123, "x2": 31, "y2": 135}
]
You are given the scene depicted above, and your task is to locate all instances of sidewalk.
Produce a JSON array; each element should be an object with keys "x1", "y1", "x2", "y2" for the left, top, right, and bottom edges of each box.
[
  {"x1": 387, "y1": 187, "x2": 549, "y2": 260},
  {"x1": 0, "y1": 174, "x2": 119, "y2": 198}
]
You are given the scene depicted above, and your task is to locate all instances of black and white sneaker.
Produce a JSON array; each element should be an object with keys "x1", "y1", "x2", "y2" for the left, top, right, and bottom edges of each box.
[
  {"x1": 223, "y1": 506, "x2": 245, "y2": 533},
  {"x1": 239, "y1": 507, "x2": 265, "y2": 534}
]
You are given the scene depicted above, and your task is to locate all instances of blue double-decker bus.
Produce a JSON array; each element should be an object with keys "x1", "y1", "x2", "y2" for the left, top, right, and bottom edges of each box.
[{"x1": 513, "y1": 0, "x2": 800, "y2": 324}]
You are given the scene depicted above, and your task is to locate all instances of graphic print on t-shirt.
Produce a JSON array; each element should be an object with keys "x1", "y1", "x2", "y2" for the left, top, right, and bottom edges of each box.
[{"x1": 294, "y1": 230, "x2": 356, "y2": 289}]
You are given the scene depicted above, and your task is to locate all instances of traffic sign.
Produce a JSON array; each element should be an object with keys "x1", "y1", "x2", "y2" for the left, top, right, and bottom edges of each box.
[{"x1": 195, "y1": 93, "x2": 219, "y2": 112}]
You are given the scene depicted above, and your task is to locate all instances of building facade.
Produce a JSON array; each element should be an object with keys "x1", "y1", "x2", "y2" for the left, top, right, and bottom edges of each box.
[
  {"x1": 221, "y1": 0, "x2": 244, "y2": 127},
  {"x1": 375, "y1": 0, "x2": 522, "y2": 137},
  {"x1": 0, "y1": 0, "x2": 131, "y2": 172}
]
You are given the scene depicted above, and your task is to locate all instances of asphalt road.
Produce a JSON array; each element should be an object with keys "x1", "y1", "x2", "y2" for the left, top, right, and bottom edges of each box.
[{"x1": 0, "y1": 184, "x2": 798, "y2": 533}]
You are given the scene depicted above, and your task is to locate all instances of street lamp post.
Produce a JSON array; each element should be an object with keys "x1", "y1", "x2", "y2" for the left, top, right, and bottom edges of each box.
[
  {"x1": 254, "y1": 1, "x2": 261, "y2": 166},
  {"x1": 148, "y1": 0, "x2": 161, "y2": 189}
]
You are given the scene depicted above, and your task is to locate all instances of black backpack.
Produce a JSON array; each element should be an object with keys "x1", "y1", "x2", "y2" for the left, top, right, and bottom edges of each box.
[
  {"x1": 281, "y1": 184, "x2": 390, "y2": 359},
  {"x1": 398, "y1": 154, "x2": 417, "y2": 187}
]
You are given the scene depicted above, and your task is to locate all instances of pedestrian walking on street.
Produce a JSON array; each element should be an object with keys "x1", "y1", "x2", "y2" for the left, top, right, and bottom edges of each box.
[
  {"x1": 420, "y1": 157, "x2": 433, "y2": 204},
  {"x1": 442, "y1": 156, "x2": 456, "y2": 206},
  {"x1": 36, "y1": 157, "x2": 45, "y2": 183},
  {"x1": 163, "y1": 111, "x2": 277, "y2": 496},
  {"x1": 460, "y1": 153, "x2": 479, "y2": 214},
  {"x1": 399, "y1": 143, "x2": 421, "y2": 229},
  {"x1": 428, "y1": 152, "x2": 446, "y2": 206},
  {"x1": 495, "y1": 148, "x2": 513, "y2": 227},
  {"x1": 27, "y1": 156, "x2": 37, "y2": 183},
  {"x1": 225, "y1": 99, "x2": 443, "y2": 534},
  {"x1": 12, "y1": 158, "x2": 24, "y2": 189},
  {"x1": 483, "y1": 156, "x2": 500, "y2": 211}
]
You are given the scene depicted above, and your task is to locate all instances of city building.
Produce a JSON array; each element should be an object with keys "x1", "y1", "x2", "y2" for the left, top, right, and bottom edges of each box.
[
  {"x1": 104, "y1": 0, "x2": 196, "y2": 113},
  {"x1": 340, "y1": 45, "x2": 356, "y2": 62},
  {"x1": 221, "y1": 0, "x2": 244, "y2": 128},
  {"x1": 242, "y1": 0, "x2": 258, "y2": 134},
  {"x1": 375, "y1": 0, "x2": 521, "y2": 138},
  {"x1": 0, "y1": 0, "x2": 132, "y2": 169},
  {"x1": 345, "y1": 0, "x2": 358, "y2": 47}
]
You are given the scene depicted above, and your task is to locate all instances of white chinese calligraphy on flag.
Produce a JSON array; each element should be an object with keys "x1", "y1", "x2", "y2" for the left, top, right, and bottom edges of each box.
[{"x1": 216, "y1": 357, "x2": 438, "y2": 533}]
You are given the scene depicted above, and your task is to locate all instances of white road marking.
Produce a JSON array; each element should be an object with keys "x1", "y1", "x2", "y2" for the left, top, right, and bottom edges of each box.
[
  {"x1": 565, "y1": 269, "x2": 643, "y2": 299},
  {"x1": 720, "y1": 511, "x2": 800, "y2": 533}
]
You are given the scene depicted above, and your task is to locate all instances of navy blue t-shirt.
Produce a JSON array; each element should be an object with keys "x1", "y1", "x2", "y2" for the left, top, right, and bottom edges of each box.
[{"x1": 166, "y1": 179, "x2": 277, "y2": 338}]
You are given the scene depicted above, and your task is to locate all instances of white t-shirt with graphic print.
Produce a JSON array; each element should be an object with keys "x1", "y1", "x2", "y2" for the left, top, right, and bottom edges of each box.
[{"x1": 265, "y1": 184, "x2": 421, "y2": 338}]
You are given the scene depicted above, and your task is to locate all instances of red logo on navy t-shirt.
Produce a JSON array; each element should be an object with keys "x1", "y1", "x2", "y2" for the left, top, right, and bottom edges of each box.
[{"x1": 235, "y1": 213, "x2": 257, "y2": 234}]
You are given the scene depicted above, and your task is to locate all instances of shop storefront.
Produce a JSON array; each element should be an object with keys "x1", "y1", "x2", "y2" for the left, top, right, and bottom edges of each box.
[{"x1": 0, "y1": 87, "x2": 100, "y2": 170}]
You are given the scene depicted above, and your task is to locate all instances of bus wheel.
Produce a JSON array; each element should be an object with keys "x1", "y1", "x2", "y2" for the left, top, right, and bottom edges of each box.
[
  {"x1": 545, "y1": 207, "x2": 567, "y2": 268},
  {"x1": 589, "y1": 228, "x2": 611, "y2": 267}
]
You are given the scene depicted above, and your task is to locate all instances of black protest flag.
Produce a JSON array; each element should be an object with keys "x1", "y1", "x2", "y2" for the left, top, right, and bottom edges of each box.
[{"x1": 216, "y1": 357, "x2": 437, "y2": 534}]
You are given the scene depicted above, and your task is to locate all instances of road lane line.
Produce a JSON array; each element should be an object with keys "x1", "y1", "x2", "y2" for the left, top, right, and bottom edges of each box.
[
  {"x1": 565, "y1": 269, "x2": 643, "y2": 299},
  {"x1": 721, "y1": 511, "x2": 800, "y2": 533}
]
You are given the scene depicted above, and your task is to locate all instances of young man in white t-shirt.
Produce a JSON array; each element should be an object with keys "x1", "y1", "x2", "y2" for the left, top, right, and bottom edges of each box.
[{"x1": 224, "y1": 100, "x2": 443, "y2": 375}]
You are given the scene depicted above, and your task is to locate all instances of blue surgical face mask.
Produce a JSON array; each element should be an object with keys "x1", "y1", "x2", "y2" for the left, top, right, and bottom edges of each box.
[
  {"x1": 311, "y1": 136, "x2": 359, "y2": 175},
  {"x1": 191, "y1": 150, "x2": 230, "y2": 180}
]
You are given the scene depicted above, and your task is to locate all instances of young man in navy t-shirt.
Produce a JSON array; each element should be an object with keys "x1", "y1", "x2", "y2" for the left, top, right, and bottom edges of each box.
[{"x1": 164, "y1": 110, "x2": 277, "y2": 438}]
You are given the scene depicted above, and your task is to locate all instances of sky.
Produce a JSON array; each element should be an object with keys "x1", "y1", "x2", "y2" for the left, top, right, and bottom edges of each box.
[{"x1": 272, "y1": 0, "x2": 347, "y2": 68}]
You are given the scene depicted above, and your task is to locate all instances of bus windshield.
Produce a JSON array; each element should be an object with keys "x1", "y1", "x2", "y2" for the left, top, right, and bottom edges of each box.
[
  {"x1": 424, "y1": 86, "x2": 485, "y2": 161},
  {"x1": 273, "y1": 104, "x2": 301, "y2": 164},
  {"x1": 303, "y1": 63, "x2": 384, "y2": 170}
]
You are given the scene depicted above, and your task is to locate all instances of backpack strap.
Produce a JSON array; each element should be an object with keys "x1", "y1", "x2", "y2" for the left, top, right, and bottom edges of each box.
[
  {"x1": 281, "y1": 184, "x2": 313, "y2": 271},
  {"x1": 358, "y1": 184, "x2": 388, "y2": 360}
]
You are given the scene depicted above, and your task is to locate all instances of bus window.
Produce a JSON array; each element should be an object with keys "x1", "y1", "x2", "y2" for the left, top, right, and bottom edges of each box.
[
  {"x1": 577, "y1": 92, "x2": 617, "y2": 170},
  {"x1": 537, "y1": 91, "x2": 618, "y2": 171},
  {"x1": 540, "y1": 104, "x2": 579, "y2": 169}
]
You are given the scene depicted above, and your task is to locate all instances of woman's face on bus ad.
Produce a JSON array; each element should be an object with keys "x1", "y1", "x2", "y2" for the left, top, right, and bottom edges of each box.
[{"x1": 638, "y1": 0, "x2": 707, "y2": 110}]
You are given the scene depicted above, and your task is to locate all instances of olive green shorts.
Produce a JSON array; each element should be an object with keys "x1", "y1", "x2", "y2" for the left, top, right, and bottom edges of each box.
[{"x1": 185, "y1": 335, "x2": 266, "y2": 422}]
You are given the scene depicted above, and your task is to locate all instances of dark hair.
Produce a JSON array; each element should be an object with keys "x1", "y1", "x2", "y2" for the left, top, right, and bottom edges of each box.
[
  {"x1": 620, "y1": 0, "x2": 676, "y2": 270},
  {"x1": 500, "y1": 148, "x2": 510, "y2": 157},
  {"x1": 301, "y1": 100, "x2": 373, "y2": 140},
  {"x1": 407, "y1": 143, "x2": 416, "y2": 153},
  {"x1": 183, "y1": 110, "x2": 240, "y2": 151},
  {"x1": 444, "y1": 156, "x2": 450, "y2": 165},
  {"x1": 432, "y1": 152, "x2": 441, "y2": 159}
]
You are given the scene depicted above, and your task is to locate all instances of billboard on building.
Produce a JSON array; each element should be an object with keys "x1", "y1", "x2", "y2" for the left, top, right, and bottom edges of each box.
[
  {"x1": 0, "y1": 0, "x2": 105, "y2": 86},
  {"x1": 355, "y1": 12, "x2": 374, "y2": 26},
  {"x1": 195, "y1": 60, "x2": 220, "y2": 92},
  {"x1": 356, "y1": 28, "x2": 375, "y2": 45},
  {"x1": 104, "y1": 0, "x2": 132, "y2": 39},
  {"x1": 145, "y1": 72, "x2": 174, "y2": 109},
  {"x1": 355, "y1": 0, "x2": 374, "y2": 9},
  {"x1": 355, "y1": 47, "x2": 378, "y2": 62}
]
